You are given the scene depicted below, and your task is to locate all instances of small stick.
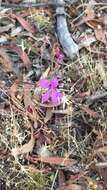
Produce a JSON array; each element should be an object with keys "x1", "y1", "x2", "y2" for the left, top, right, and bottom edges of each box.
[
  {"x1": 95, "y1": 162, "x2": 107, "y2": 168},
  {"x1": 86, "y1": 91, "x2": 107, "y2": 105}
]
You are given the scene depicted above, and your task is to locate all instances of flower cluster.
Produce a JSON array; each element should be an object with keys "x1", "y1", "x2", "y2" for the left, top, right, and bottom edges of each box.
[{"x1": 39, "y1": 78, "x2": 63, "y2": 104}]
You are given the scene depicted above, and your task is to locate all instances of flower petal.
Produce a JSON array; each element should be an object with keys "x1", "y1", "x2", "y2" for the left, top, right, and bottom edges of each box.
[
  {"x1": 50, "y1": 78, "x2": 59, "y2": 88},
  {"x1": 39, "y1": 79, "x2": 50, "y2": 89},
  {"x1": 57, "y1": 91, "x2": 63, "y2": 98},
  {"x1": 50, "y1": 89, "x2": 60, "y2": 104},
  {"x1": 41, "y1": 91, "x2": 50, "y2": 103}
]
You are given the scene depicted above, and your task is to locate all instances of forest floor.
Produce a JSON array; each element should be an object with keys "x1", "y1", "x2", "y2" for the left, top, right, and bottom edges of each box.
[{"x1": 0, "y1": 0, "x2": 107, "y2": 189}]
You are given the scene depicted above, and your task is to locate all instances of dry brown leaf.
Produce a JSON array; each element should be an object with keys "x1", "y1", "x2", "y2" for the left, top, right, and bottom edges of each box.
[
  {"x1": 103, "y1": 15, "x2": 107, "y2": 26},
  {"x1": 94, "y1": 26, "x2": 107, "y2": 45},
  {"x1": 29, "y1": 156, "x2": 76, "y2": 166},
  {"x1": 0, "y1": 24, "x2": 14, "y2": 33},
  {"x1": 77, "y1": 90, "x2": 90, "y2": 97},
  {"x1": 0, "y1": 35, "x2": 8, "y2": 43},
  {"x1": 24, "y1": 83, "x2": 38, "y2": 121},
  {"x1": 96, "y1": 58, "x2": 107, "y2": 88},
  {"x1": 52, "y1": 107, "x2": 73, "y2": 115},
  {"x1": 58, "y1": 184, "x2": 83, "y2": 190},
  {"x1": 9, "y1": 80, "x2": 24, "y2": 111},
  {"x1": 9, "y1": 79, "x2": 19, "y2": 100},
  {"x1": 40, "y1": 67, "x2": 50, "y2": 79},
  {"x1": 23, "y1": 165, "x2": 44, "y2": 173},
  {"x1": 81, "y1": 106, "x2": 100, "y2": 118},
  {"x1": 87, "y1": 177, "x2": 104, "y2": 190},
  {"x1": 85, "y1": 20, "x2": 107, "y2": 45},
  {"x1": 77, "y1": 0, "x2": 107, "y2": 45},
  {"x1": 74, "y1": 1, "x2": 95, "y2": 28},
  {"x1": 12, "y1": 127, "x2": 35, "y2": 155},
  {"x1": 58, "y1": 171, "x2": 66, "y2": 188},
  {"x1": 96, "y1": 146, "x2": 107, "y2": 153},
  {"x1": 0, "y1": 48, "x2": 13, "y2": 72},
  {"x1": 11, "y1": 26, "x2": 22, "y2": 37},
  {"x1": 76, "y1": 19, "x2": 107, "y2": 45},
  {"x1": 78, "y1": 34, "x2": 96, "y2": 48},
  {"x1": 24, "y1": 83, "x2": 33, "y2": 109},
  {"x1": 10, "y1": 44, "x2": 32, "y2": 68},
  {"x1": 85, "y1": 0, "x2": 95, "y2": 19},
  {"x1": 12, "y1": 14, "x2": 35, "y2": 34},
  {"x1": 44, "y1": 108, "x2": 53, "y2": 123}
]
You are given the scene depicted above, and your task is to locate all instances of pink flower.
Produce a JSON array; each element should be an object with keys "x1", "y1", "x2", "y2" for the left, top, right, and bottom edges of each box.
[
  {"x1": 39, "y1": 78, "x2": 63, "y2": 104},
  {"x1": 55, "y1": 48, "x2": 64, "y2": 63}
]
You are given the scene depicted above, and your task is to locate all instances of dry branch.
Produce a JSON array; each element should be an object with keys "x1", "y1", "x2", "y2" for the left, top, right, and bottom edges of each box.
[{"x1": 56, "y1": 0, "x2": 79, "y2": 58}]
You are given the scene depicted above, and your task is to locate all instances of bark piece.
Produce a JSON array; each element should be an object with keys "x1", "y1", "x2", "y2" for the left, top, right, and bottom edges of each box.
[{"x1": 56, "y1": 0, "x2": 79, "y2": 59}]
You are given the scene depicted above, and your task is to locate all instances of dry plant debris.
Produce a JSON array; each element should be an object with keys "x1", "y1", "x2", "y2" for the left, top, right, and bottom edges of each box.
[{"x1": 0, "y1": 0, "x2": 107, "y2": 189}]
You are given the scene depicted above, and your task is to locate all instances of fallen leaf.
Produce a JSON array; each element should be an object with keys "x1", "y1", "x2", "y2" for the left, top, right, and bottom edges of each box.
[
  {"x1": 94, "y1": 166, "x2": 107, "y2": 188},
  {"x1": 78, "y1": 34, "x2": 96, "y2": 48},
  {"x1": 76, "y1": 90, "x2": 90, "y2": 97},
  {"x1": 9, "y1": 79, "x2": 19, "y2": 100},
  {"x1": 24, "y1": 83, "x2": 38, "y2": 121},
  {"x1": 12, "y1": 126, "x2": 35, "y2": 155},
  {"x1": 77, "y1": 19, "x2": 107, "y2": 45},
  {"x1": 75, "y1": 0, "x2": 95, "y2": 26},
  {"x1": 94, "y1": 25, "x2": 107, "y2": 45},
  {"x1": 85, "y1": 0, "x2": 95, "y2": 19},
  {"x1": 0, "y1": 35, "x2": 8, "y2": 43},
  {"x1": 76, "y1": 1, "x2": 107, "y2": 45},
  {"x1": 12, "y1": 13, "x2": 35, "y2": 34},
  {"x1": 40, "y1": 67, "x2": 50, "y2": 79},
  {"x1": 37, "y1": 145, "x2": 51, "y2": 157},
  {"x1": 0, "y1": 148, "x2": 8, "y2": 159},
  {"x1": 10, "y1": 44, "x2": 32, "y2": 68},
  {"x1": 29, "y1": 155, "x2": 76, "y2": 166},
  {"x1": 0, "y1": 48, "x2": 13, "y2": 72},
  {"x1": 0, "y1": 24, "x2": 14, "y2": 34},
  {"x1": 24, "y1": 83, "x2": 33, "y2": 109},
  {"x1": 85, "y1": 20, "x2": 107, "y2": 45},
  {"x1": 96, "y1": 146, "x2": 107, "y2": 153},
  {"x1": 58, "y1": 171, "x2": 66, "y2": 188},
  {"x1": 81, "y1": 106, "x2": 100, "y2": 118},
  {"x1": 87, "y1": 177, "x2": 104, "y2": 190},
  {"x1": 11, "y1": 26, "x2": 22, "y2": 37},
  {"x1": 23, "y1": 165, "x2": 46, "y2": 174},
  {"x1": 103, "y1": 15, "x2": 107, "y2": 26},
  {"x1": 44, "y1": 108, "x2": 53, "y2": 123},
  {"x1": 96, "y1": 58, "x2": 107, "y2": 88},
  {"x1": 9, "y1": 79, "x2": 24, "y2": 111},
  {"x1": 58, "y1": 184, "x2": 83, "y2": 190}
]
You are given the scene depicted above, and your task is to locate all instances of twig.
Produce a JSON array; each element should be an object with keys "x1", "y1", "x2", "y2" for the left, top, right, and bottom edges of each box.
[
  {"x1": 85, "y1": 91, "x2": 107, "y2": 105},
  {"x1": 77, "y1": 3, "x2": 107, "y2": 9},
  {"x1": 95, "y1": 162, "x2": 107, "y2": 168}
]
